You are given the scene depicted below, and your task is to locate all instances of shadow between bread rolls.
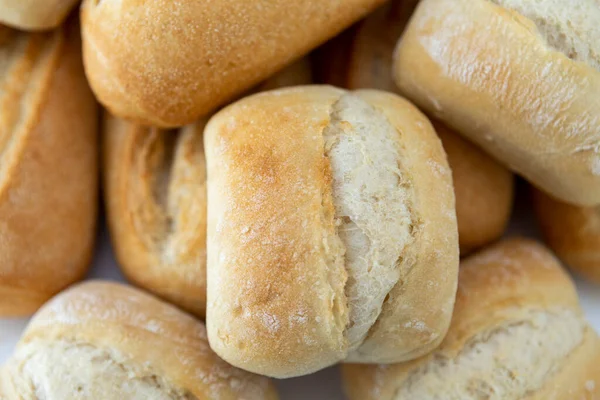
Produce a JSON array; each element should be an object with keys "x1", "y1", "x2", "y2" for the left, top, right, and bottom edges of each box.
[
  {"x1": 315, "y1": 0, "x2": 514, "y2": 255},
  {"x1": 80, "y1": 0, "x2": 387, "y2": 127},
  {"x1": 0, "y1": 281, "x2": 279, "y2": 399},
  {"x1": 0, "y1": 22, "x2": 98, "y2": 316},
  {"x1": 204, "y1": 85, "x2": 459, "y2": 378},
  {"x1": 394, "y1": 0, "x2": 600, "y2": 206},
  {"x1": 342, "y1": 238, "x2": 600, "y2": 400},
  {"x1": 102, "y1": 59, "x2": 313, "y2": 318},
  {"x1": 534, "y1": 189, "x2": 600, "y2": 285}
]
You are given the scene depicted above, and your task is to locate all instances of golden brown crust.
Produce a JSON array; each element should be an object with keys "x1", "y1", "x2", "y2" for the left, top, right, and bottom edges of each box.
[
  {"x1": 103, "y1": 116, "x2": 208, "y2": 317},
  {"x1": 0, "y1": 0, "x2": 79, "y2": 30},
  {"x1": 394, "y1": 0, "x2": 600, "y2": 206},
  {"x1": 316, "y1": 0, "x2": 514, "y2": 254},
  {"x1": 342, "y1": 238, "x2": 600, "y2": 400},
  {"x1": 0, "y1": 22, "x2": 98, "y2": 316},
  {"x1": 81, "y1": 0, "x2": 387, "y2": 127},
  {"x1": 4, "y1": 281, "x2": 279, "y2": 400},
  {"x1": 534, "y1": 189, "x2": 600, "y2": 285},
  {"x1": 205, "y1": 85, "x2": 458, "y2": 378}
]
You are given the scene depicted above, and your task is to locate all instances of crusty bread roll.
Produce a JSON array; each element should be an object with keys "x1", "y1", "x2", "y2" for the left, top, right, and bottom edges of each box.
[
  {"x1": 103, "y1": 60, "x2": 313, "y2": 318},
  {"x1": 0, "y1": 0, "x2": 80, "y2": 30},
  {"x1": 534, "y1": 189, "x2": 600, "y2": 285},
  {"x1": 80, "y1": 0, "x2": 386, "y2": 128},
  {"x1": 0, "y1": 23, "x2": 98, "y2": 316},
  {"x1": 316, "y1": 0, "x2": 514, "y2": 254},
  {"x1": 342, "y1": 238, "x2": 600, "y2": 400},
  {"x1": 394, "y1": 0, "x2": 600, "y2": 206},
  {"x1": 0, "y1": 281, "x2": 279, "y2": 399},
  {"x1": 205, "y1": 86, "x2": 459, "y2": 378}
]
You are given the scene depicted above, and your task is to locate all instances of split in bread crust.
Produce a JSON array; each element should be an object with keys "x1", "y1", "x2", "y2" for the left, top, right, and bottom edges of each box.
[{"x1": 205, "y1": 85, "x2": 458, "y2": 378}]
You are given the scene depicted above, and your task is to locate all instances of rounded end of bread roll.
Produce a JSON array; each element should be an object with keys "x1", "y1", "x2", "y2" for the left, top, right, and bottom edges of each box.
[
  {"x1": 342, "y1": 238, "x2": 600, "y2": 400},
  {"x1": 103, "y1": 115, "x2": 209, "y2": 318},
  {"x1": 205, "y1": 85, "x2": 458, "y2": 377},
  {"x1": 393, "y1": 0, "x2": 600, "y2": 206},
  {"x1": 2, "y1": 281, "x2": 279, "y2": 400},
  {"x1": 0, "y1": 0, "x2": 78, "y2": 30},
  {"x1": 0, "y1": 23, "x2": 98, "y2": 317},
  {"x1": 534, "y1": 188, "x2": 600, "y2": 285},
  {"x1": 80, "y1": 0, "x2": 388, "y2": 127}
]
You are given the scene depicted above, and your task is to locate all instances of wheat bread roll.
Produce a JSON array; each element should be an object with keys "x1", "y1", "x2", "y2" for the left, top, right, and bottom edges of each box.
[
  {"x1": 103, "y1": 60, "x2": 313, "y2": 318},
  {"x1": 342, "y1": 238, "x2": 600, "y2": 400},
  {"x1": 0, "y1": 23, "x2": 98, "y2": 316},
  {"x1": 205, "y1": 85, "x2": 459, "y2": 378},
  {"x1": 534, "y1": 189, "x2": 600, "y2": 285},
  {"x1": 0, "y1": 281, "x2": 279, "y2": 400},
  {"x1": 393, "y1": 0, "x2": 600, "y2": 206},
  {"x1": 80, "y1": 0, "x2": 386, "y2": 128},
  {"x1": 316, "y1": 0, "x2": 514, "y2": 254},
  {"x1": 0, "y1": 0, "x2": 81, "y2": 30}
]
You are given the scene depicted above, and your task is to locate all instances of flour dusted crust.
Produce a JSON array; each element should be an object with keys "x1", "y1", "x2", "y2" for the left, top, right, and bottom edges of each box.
[
  {"x1": 0, "y1": 23, "x2": 98, "y2": 316},
  {"x1": 394, "y1": 0, "x2": 600, "y2": 206},
  {"x1": 1, "y1": 281, "x2": 279, "y2": 400},
  {"x1": 80, "y1": 0, "x2": 387, "y2": 127},
  {"x1": 204, "y1": 85, "x2": 458, "y2": 378},
  {"x1": 342, "y1": 238, "x2": 600, "y2": 400},
  {"x1": 0, "y1": 0, "x2": 79, "y2": 30}
]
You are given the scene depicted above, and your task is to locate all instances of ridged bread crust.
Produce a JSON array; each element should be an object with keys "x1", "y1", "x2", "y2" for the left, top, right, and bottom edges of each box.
[
  {"x1": 316, "y1": 0, "x2": 514, "y2": 254},
  {"x1": 1, "y1": 281, "x2": 279, "y2": 400},
  {"x1": 80, "y1": 0, "x2": 387, "y2": 127},
  {"x1": 534, "y1": 189, "x2": 600, "y2": 285},
  {"x1": 0, "y1": 0, "x2": 79, "y2": 30},
  {"x1": 204, "y1": 86, "x2": 458, "y2": 378},
  {"x1": 0, "y1": 23, "x2": 98, "y2": 316},
  {"x1": 342, "y1": 238, "x2": 600, "y2": 400},
  {"x1": 394, "y1": 0, "x2": 600, "y2": 206}
]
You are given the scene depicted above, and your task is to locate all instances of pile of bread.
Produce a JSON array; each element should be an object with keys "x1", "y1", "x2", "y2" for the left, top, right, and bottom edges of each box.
[{"x1": 1, "y1": 0, "x2": 599, "y2": 398}]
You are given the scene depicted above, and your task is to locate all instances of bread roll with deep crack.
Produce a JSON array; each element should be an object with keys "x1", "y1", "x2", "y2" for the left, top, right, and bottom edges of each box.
[
  {"x1": 0, "y1": 281, "x2": 279, "y2": 399},
  {"x1": 342, "y1": 238, "x2": 600, "y2": 400},
  {"x1": 316, "y1": 0, "x2": 514, "y2": 254},
  {"x1": 204, "y1": 85, "x2": 459, "y2": 378},
  {"x1": 0, "y1": 22, "x2": 97, "y2": 316},
  {"x1": 394, "y1": 0, "x2": 600, "y2": 206}
]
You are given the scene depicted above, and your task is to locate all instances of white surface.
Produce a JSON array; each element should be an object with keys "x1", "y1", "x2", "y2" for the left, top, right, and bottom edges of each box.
[{"x1": 1, "y1": 189, "x2": 599, "y2": 399}]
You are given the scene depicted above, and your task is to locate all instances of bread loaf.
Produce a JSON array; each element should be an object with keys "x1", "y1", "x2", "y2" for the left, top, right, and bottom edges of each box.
[
  {"x1": 0, "y1": 22, "x2": 97, "y2": 316},
  {"x1": 0, "y1": 0, "x2": 81, "y2": 30},
  {"x1": 0, "y1": 281, "x2": 279, "y2": 399},
  {"x1": 205, "y1": 85, "x2": 459, "y2": 378},
  {"x1": 80, "y1": 0, "x2": 386, "y2": 127},
  {"x1": 316, "y1": 0, "x2": 514, "y2": 254},
  {"x1": 394, "y1": 0, "x2": 600, "y2": 206},
  {"x1": 534, "y1": 189, "x2": 600, "y2": 285},
  {"x1": 342, "y1": 238, "x2": 600, "y2": 400},
  {"x1": 103, "y1": 60, "x2": 313, "y2": 318}
]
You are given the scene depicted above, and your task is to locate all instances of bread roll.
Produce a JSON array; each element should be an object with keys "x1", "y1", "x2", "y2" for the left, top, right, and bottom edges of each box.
[
  {"x1": 0, "y1": 23, "x2": 98, "y2": 316},
  {"x1": 80, "y1": 0, "x2": 386, "y2": 128},
  {"x1": 0, "y1": 0, "x2": 80, "y2": 30},
  {"x1": 205, "y1": 86, "x2": 459, "y2": 378},
  {"x1": 394, "y1": 0, "x2": 600, "y2": 206},
  {"x1": 342, "y1": 238, "x2": 600, "y2": 400},
  {"x1": 316, "y1": 0, "x2": 514, "y2": 254},
  {"x1": 103, "y1": 60, "x2": 313, "y2": 318},
  {"x1": 0, "y1": 281, "x2": 279, "y2": 399},
  {"x1": 534, "y1": 189, "x2": 600, "y2": 285}
]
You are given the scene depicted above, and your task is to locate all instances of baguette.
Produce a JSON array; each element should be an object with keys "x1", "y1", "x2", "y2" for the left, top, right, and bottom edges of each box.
[
  {"x1": 1, "y1": 281, "x2": 278, "y2": 399},
  {"x1": 0, "y1": 22, "x2": 98, "y2": 316},
  {"x1": 316, "y1": 0, "x2": 514, "y2": 254},
  {"x1": 342, "y1": 238, "x2": 600, "y2": 400},
  {"x1": 205, "y1": 85, "x2": 459, "y2": 378},
  {"x1": 394, "y1": 0, "x2": 600, "y2": 206},
  {"x1": 80, "y1": 0, "x2": 386, "y2": 127}
]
